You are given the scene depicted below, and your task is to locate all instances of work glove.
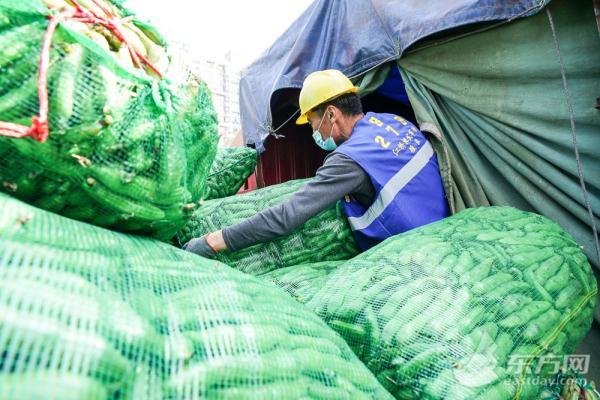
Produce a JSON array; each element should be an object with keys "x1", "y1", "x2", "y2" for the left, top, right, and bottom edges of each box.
[{"x1": 182, "y1": 236, "x2": 216, "y2": 259}]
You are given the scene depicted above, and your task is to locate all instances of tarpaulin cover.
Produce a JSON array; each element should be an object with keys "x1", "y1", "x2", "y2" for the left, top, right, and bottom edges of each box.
[
  {"x1": 396, "y1": 0, "x2": 600, "y2": 268},
  {"x1": 239, "y1": 0, "x2": 549, "y2": 152}
]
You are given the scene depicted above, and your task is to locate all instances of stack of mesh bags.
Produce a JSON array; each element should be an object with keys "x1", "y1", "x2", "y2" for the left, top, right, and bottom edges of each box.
[
  {"x1": 176, "y1": 178, "x2": 360, "y2": 275},
  {"x1": 267, "y1": 206, "x2": 598, "y2": 399},
  {"x1": 0, "y1": 0, "x2": 219, "y2": 240},
  {"x1": 0, "y1": 192, "x2": 394, "y2": 399},
  {"x1": 203, "y1": 146, "x2": 258, "y2": 200}
]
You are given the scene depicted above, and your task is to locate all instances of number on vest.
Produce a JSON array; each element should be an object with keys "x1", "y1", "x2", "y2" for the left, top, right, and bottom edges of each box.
[{"x1": 374, "y1": 135, "x2": 391, "y2": 149}]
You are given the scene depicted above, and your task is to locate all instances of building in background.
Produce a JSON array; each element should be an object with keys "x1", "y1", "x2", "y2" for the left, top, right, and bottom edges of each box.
[{"x1": 170, "y1": 42, "x2": 242, "y2": 147}]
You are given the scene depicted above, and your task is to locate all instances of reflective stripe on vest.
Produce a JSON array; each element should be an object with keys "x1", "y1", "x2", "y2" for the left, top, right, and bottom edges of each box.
[
  {"x1": 347, "y1": 140, "x2": 434, "y2": 231},
  {"x1": 335, "y1": 112, "x2": 450, "y2": 251}
]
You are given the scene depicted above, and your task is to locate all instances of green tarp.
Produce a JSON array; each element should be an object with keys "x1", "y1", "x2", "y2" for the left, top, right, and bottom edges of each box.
[{"x1": 390, "y1": 0, "x2": 599, "y2": 268}]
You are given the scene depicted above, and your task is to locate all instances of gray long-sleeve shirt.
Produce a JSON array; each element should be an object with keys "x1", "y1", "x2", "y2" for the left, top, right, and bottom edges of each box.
[{"x1": 222, "y1": 152, "x2": 374, "y2": 251}]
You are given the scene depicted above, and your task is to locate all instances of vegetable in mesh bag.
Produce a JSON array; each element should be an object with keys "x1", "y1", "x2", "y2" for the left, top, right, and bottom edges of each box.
[
  {"x1": 203, "y1": 146, "x2": 258, "y2": 200},
  {"x1": 262, "y1": 260, "x2": 344, "y2": 303},
  {"x1": 0, "y1": 0, "x2": 218, "y2": 240},
  {"x1": 176, "y1": 178, "x2": 360, "y2": 275},
  {"x1": 0, "y1": 192, "x2": 393, "y2": 400},
  {"x1": 301, "y1": 206, "x2": 597, "y2": 399}
]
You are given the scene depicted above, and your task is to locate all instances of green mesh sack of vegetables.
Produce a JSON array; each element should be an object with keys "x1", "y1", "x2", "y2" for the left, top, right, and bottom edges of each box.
[
  {"x1": 0, "y1": 0, "x2": 218, "y2": 240},
  {"x1": 0, "y1": 192, "x2": 393, "y2": 400},
  {"x1": 301, "y1": 206, "x2": 598, "y2": 400},
  {"x1": 203, "y1": 146, "x2": 258, "y2": 200},
  {"x1": 262, "y1": 260, "x2": 345, "y2": 304},
  {"x1": 176, "y1": 178, "x2": 360, "y2": 275}
]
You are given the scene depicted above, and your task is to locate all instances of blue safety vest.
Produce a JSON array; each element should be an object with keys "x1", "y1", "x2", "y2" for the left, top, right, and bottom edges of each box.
[{"x1": 334, "y1": 112, "x2": 449, "y2": 250}]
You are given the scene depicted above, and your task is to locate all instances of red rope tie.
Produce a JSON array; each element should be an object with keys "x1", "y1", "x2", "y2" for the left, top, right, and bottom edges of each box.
[
  {"x1": 0, "y1": 9, "x2": 74, "y2": 142},
  {"x1": 70, "y1": 0, "x2": 164, "y2": 76},
  {"x1": 0, "y1": 0, "x2": 163, "y2": 142},
  {"x1": 91, "y1": 0, "x2": 115, "y2": 19},
  {"x1": 29, "y1": 117, "x2": 50, "y2": 142}
]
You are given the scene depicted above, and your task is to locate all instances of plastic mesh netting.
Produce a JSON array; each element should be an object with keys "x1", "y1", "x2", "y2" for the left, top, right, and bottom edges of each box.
[
  {"x1": 262, "y1": 261, "x2": 345, "y2": 304},
  {"x1": 0, "y1": 192, "x2": 393, "y2": 399},
  {"x1": 273, "y1": 207, "x2": 597, "y2": 399},
  {"x1": 203, "y1": 147, "x2": 257, "y2": 201},
  {"x1": 176, "y1": 178, "x2": 360, "y2": 275},
  {"x1": 0, "y1": 0, "x2": 219, "y2": 240}
]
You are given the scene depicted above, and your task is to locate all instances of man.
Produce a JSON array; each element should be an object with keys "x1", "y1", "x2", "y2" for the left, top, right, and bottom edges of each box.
[{"x1": 184, "y1": 69, "x2": 449, "y2": 257}]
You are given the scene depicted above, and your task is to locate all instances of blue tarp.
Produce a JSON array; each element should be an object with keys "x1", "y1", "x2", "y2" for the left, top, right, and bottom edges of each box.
[
  {"x1": 375, "y1": 65, "x2": 410, "y2": 106},
  {"x1": 240, "y1": 0, "x2": 549, "y2": 152}
]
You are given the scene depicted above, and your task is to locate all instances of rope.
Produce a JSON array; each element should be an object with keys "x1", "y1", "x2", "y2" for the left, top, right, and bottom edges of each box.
[
  {"x1": 0, "y1": 0, "x2": 163, "y2": 143},
  {"x1": 266, "y1": 109, "x2": 298, "y2": 139},
  {"x1": 546, "y1": 8, "x2": 600, "y2": 265},
  {"x1": 70, "y1": 0, "x2": 163, "y2": 77},
  {"x1": 0, "y1": 9, "x2": 75, "y2": 142}
]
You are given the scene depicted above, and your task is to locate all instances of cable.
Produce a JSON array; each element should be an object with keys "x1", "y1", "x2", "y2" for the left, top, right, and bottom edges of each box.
[{"x1": 547, "y1": 7, "x2": 600, "y2": 265}]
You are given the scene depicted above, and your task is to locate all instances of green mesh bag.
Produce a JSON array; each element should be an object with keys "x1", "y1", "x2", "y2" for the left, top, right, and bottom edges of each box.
[
  {"x1": 284, "y1": 207, "x2": 597, "y2": 399},
  {"x1": 176, "y1": 178, "x2": 360, "y2": 275},
  {"x1": 261, "y1": 260, "x2": 345, "y2": 304},
  {"x1": 0, "y1": 0, "x2": 219, "y2": 240},
  {"x1": 203, "y1": 146, "x2": 258, "y2": 200},
  {"x1": 0, "y1": 192, "x2": 393, "y2": 400}
]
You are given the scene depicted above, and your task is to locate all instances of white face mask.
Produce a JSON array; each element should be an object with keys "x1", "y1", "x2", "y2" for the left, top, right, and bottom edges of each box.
[{"x1": 312, "y1": 112, "x2": 337, "y2": 151}]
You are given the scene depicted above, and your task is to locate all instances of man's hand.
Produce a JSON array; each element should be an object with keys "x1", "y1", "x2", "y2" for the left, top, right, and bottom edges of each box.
[
  {"x1": 182, "y1": 236, "x2": 215, "y2": 258},
  {"x1": 182, "y1": 231, "x2": 227, "y2": 258},
  {"x1": 205, "y1": 230, "x2": 227, "y2": 252}
]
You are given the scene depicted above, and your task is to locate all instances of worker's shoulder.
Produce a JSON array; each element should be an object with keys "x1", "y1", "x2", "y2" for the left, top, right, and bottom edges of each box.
[
  {"x1": 367, "y1": 111, "x2": 414, "y2": 125},
  {"x1": 323, "y1": 150, "x2": 356, "y2": 165},
  {"x1": 318, "y1": 151, "x2": 365, "y2": 178}
]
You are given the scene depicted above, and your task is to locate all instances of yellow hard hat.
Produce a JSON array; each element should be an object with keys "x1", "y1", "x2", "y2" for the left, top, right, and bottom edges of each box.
[{"x1": 296, "y1": 69, "x2": 358, "y2": 125}]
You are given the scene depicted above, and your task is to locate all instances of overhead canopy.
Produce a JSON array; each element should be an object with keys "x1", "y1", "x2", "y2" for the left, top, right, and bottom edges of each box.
[{"x1": 240, "y1": 0, "x2": 549, "y2": 151}]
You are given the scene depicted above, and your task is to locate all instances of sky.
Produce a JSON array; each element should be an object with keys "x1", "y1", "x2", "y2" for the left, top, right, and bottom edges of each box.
[{"x1": 126, "y1": 0, "x2": 314, "y2": 68}]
